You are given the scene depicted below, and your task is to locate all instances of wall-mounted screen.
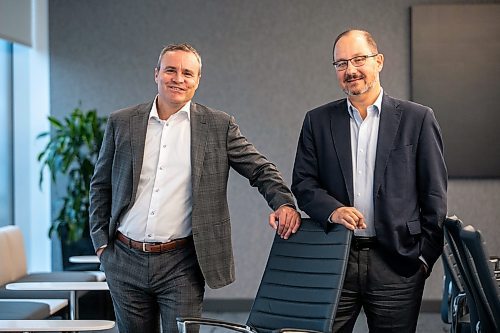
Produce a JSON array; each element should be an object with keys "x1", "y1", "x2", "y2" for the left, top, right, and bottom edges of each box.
[{"x1": 411, "y1": 4, "x2": 500, "y2": 178}]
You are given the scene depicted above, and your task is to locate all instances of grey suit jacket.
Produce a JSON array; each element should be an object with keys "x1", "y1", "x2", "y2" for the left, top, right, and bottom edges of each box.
[{"x1": 89, "y1": 100, "x2": 295, "y2": 288}]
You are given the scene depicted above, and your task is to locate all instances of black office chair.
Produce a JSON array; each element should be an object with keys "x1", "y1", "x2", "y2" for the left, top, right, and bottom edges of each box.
[
  {"x1": 177, "y1": 218, "x2": 352, "y2": 333},
  {"x1": 444, "y1": 216, "x2": 480, "y2": 332},
  {"x1": 440, "y1": 240, "x2": 470, "y2": 332},
  {"x1": 460, "y1": 225, "x2": 500, "y2": 333}
]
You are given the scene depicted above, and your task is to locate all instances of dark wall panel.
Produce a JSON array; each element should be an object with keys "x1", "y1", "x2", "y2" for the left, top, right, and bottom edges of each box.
[{"x1": 412, "y1": 4, "x2": 500, "y2": 178}]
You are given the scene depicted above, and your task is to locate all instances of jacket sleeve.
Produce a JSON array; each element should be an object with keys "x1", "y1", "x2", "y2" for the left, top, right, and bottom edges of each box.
[
  {"x1": 292, "y1": 112, "x2": 345, "y2": 227},
  {"x1": 416, "y1": 108, "x2": 447, "y2": 270},
  {"x1": 89, "y1": 116, "x2": 115, "y2": 251}
]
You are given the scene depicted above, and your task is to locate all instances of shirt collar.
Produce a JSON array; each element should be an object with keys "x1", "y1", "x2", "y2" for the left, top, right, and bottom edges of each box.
[
  {"x1": 347, "y1": 88, "x2": 384, "y2": 119},
  {"x1": 150, "y1": 96, "x2": 191, "y2": 121}
]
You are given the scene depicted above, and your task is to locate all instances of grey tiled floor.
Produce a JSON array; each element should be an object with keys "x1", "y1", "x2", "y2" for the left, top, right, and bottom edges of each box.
[{"x1": 200, "y1": 311, "x2": 450, "y2": 332}]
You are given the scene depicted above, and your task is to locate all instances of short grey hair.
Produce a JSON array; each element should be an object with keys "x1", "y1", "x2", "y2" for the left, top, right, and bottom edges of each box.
[{"x1": 156, "y1": 43, "x2": 202, "y2": 76}]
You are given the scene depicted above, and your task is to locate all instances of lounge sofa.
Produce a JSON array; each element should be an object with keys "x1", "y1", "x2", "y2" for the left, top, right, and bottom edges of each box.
[{"x1": 0, "y1": 225, "x2": 98, "y2": 319}]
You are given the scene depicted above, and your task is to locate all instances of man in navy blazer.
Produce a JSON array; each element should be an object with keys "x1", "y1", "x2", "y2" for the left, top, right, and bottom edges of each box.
[{"x1": 292, "y1": 30, "x2": 447, "y2": 332}]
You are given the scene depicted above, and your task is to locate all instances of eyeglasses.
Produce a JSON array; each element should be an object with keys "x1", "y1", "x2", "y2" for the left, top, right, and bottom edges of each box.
[{"x1": 332, "y1": 54, "x2": 378, "y2": 71}]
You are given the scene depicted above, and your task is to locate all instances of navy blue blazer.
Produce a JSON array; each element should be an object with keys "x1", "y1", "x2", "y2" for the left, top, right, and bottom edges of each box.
[{"x1": 292, "y1": 94, "x2": 447, "y2": 276}]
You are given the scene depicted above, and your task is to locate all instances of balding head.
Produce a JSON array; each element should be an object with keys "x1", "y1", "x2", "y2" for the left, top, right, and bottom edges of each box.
[{"x1": 333, "y1": 29, "x2": 378, "y2": 60}]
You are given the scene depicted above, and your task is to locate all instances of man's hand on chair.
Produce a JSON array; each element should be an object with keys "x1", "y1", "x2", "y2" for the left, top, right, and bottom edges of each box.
[{"x1": 269, "y1": 206, "x2": 301, "y2": 240}]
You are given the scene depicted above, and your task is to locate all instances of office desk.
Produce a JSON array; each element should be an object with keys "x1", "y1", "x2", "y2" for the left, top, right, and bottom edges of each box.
[
  {"x1": 6, "y1": 282, "x2": 109, "y2": 320},
  {"x1": 0, "y1": 319, "x2": 115, "y2": 332}
]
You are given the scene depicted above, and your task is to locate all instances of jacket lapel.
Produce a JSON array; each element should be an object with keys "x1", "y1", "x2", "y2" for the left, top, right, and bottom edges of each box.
[
  {"x1": 129, "y1": 102, "x2": 151, "y2": 204},
  {"x1": 374, "y1": 94, "x2": 402, "y2": 197},
  {"x1": 190, "y1": 103, "x2": 208, "y2": 195},
  {"x1": 330, "y1": 100, "x2": 354, "y2": 205}
]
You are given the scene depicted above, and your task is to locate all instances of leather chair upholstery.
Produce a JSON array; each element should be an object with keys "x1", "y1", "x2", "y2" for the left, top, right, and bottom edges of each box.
[
  {"x1": 460, "y1": 225, "x2": 500, "y2": 333},
  {"x1": 177, "y1": 218, "x2": 352, "y2": 333}
]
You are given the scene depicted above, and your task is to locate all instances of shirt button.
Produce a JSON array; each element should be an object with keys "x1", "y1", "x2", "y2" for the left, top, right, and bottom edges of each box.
[
  {"x1": 159, "y1": 167, "x2": 163, "y2": 170},
  {"x1": 357, "y1": 193, "x2": 361, "y2": 197},
  {"x1": 148, "y1": 234, "x2": 152, "y2": 238},
  {"x1": 150, "y1": 211, "x2": 155, "y2": 216},
  {"x1": 163, "y1": 145, "x2": 166, "y2": 148},
  {"x1": 155, "y1": 188, "x2": 159, "y2": 192},
  {"x1": 358, "y1": 170, "x2": 362, "y2": 174}
]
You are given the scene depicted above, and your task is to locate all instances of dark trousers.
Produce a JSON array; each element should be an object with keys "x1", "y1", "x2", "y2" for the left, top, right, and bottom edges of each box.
[
  {"x1": 332, "y1": 246, "x2": 426, "y2": 333},
  {"x1": 100, "y1": 240, "x2": 205, "y2": 333}
]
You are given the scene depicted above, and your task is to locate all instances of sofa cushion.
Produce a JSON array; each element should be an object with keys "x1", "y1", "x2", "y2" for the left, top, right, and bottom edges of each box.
[
  {"x1": 0, "y1": 226, "x2": 27, "y2": 285},
  {"x1": 0, "y1": 301, "x2": 50, "y2": 319}
]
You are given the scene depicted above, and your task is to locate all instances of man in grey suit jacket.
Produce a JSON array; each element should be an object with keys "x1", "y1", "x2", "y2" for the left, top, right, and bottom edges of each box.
[
  {"x1": 292, "y1": 30, "x2": 447, "y2": 332},
  {"x1": 89, "y1": 43, "x2": 300, "y2": 333}
]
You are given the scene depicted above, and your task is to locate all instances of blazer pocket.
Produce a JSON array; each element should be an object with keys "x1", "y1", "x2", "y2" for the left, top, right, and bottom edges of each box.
[
  {"x1": 404, "y1": 219, "x2": 422, "y2": 247},
  {"x1": 407, "y1": 219, "x2": 421, "y2": 235},
  {"x1": 390, "y1": 144, "x2": 414, "y2": 162}
]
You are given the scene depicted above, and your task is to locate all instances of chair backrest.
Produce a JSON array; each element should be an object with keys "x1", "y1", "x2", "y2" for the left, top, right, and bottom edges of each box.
[
  {"x1": 442, "y1": 240, "x2": 465, "y2": 294},
  {"x1": 440, "y1": 240, "x2": 464, "y2": 324},
  {"x1": 0, "y1": 226, "x2": 28, "y2": 286},
  {"x1": 246, "y1": 218, "x2": 351, "y2": 333},
  {"x1": 460, "y1": 225, "x2": 500, "y2": 333},
  {"x1": 443, "y1": 216, "x2": 481, "y2": 330}
]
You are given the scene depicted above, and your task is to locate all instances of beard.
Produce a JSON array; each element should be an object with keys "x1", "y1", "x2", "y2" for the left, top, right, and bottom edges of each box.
[{"x1": 342, "y1": 73, "x2": 376, "y2": 96}]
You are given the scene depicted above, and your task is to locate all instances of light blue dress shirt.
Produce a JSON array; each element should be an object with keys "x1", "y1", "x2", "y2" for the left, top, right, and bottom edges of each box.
[{"x1": 347, "y1": 89, "x2": 383, "y2": 237}]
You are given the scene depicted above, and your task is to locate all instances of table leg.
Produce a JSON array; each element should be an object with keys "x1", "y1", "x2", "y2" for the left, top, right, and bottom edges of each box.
[{"x1": 69, "y1": 290, "x2": 77, "y2": 320}]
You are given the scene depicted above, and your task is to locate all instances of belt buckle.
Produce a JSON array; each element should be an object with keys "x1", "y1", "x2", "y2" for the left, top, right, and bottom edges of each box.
[
  {"x1": 353, "y1": 237, "x2": 372, "y2": 251},
  {"x1": 142, "y1": 243, "x2": 150, "y2": 253},
  {"x1": 358, "y1": 244, "x2": 369, "y2": 251}
]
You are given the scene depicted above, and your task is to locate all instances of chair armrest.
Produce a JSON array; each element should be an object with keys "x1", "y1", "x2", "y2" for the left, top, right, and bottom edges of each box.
[
  {"x1": 176, "y1": 317, "x2": 255, "y2": 333},
  {"x1": 176, "y1": 317, "x2": 324, "y2": 333}
]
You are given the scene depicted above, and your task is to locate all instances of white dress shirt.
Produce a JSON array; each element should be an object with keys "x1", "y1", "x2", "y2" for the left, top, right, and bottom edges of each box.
[{"x1": 118, "y1": 98, "x2": 192, "y2": 242}]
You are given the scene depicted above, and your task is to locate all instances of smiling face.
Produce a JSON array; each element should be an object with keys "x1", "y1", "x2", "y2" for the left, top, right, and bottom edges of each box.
[
  {"x1": 333, "y1": 31, "x2": 384, "y2": 101},
  {"x1": 154, "y1": 50, "x2": 201, "y2": 114}
]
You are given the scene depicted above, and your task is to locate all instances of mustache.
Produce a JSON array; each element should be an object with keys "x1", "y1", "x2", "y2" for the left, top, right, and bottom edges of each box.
[{"x1": 344, "y1": 73, "x2": 365, "y2": 82}]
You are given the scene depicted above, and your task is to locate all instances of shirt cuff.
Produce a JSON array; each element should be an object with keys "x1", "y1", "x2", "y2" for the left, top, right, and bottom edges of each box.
[
  {"x1": 328, "y1": 210, "x2": 336, "y2": 223},
  {"x1": 96, "y1": 244, "x2": 107, "y2": 253},
  {"x1": 419, "y1": 255, "x2": 428, "y2": 268},
  {"x1": 278, "y1": 203, "x2": 295, "y2": 210}
]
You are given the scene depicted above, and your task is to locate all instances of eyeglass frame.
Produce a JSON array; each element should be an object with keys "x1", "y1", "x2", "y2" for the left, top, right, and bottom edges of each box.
[{"x1": 332, "y1": 54, "x2": 379, "y2": 71}]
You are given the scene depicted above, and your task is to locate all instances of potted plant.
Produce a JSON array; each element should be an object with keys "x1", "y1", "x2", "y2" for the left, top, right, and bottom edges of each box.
[{"x1": 37, "y1": 105, "x2": 107, "y2": 249}]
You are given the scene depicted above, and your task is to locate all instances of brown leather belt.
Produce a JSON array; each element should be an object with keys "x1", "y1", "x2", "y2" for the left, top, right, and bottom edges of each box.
[
  {"x1": 116, "y1": 231, "x2": 193, "y2": 253},
  {"x1": 352, "y1": 236, "x2": 378, "y2": 251}
]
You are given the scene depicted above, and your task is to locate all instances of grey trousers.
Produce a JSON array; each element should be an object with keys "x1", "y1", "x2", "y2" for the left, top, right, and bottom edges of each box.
[
  {"x1": 100, "y1": 239, "x2": 205, "y2": 333},
  {"x1": 332, "y1": 246, "x2": 426, "y2": 333}
]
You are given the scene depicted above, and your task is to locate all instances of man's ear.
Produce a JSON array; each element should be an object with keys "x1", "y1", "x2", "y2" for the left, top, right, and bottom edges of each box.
[{"x1": 376, "y1": 53, "x2": 384, "y2": 72}]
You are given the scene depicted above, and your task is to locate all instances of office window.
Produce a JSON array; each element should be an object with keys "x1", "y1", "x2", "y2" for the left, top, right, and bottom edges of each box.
[{"x1": 0, "y1": 39, "x2": 13, "y2": 227}]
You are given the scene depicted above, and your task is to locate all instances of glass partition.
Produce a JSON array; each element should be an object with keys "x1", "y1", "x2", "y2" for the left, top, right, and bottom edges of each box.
[{"x1": 0, "y1": 39, "x2": 13, "y2": 227}]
